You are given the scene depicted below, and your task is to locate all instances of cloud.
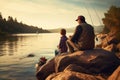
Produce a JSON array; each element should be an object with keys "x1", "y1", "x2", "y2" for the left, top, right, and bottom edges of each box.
[
  {"x1": 61, "y1": 0, "x2": 120, "y2": 8},
  {"x1": 0, "y1": 0, "x2": 119, "y2": 29}
]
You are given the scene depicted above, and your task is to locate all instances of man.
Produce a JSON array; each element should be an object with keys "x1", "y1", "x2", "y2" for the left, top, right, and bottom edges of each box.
[{"x1": 67, "y1": 15, "x2": 95, "y2": 53}]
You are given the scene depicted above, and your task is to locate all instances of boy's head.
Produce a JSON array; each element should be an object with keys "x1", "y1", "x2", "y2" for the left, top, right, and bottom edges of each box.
[{"x1": 60, "y1": 29, "x2": 66, "y2": 35}]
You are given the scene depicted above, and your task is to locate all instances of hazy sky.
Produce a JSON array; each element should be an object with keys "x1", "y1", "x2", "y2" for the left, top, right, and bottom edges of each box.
[{"x1": 0, "y1": 0, "x2": 120, "y2": 29}]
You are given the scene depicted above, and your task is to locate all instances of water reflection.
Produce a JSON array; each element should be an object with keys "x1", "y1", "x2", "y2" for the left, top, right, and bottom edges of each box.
[
  {"x1": 0, "y1": 33, "x2": 57, "y2": 80},
  {"x1": 0, "y1": 36, "x2": 18, "y2": 56},
  {"x1": 0, "y1": 34, "x2": 54, "y2": 56}
]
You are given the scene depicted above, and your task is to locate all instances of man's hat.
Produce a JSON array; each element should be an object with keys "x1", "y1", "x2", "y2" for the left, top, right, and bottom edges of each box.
[{"x1": 76, "y1": 15, "x2": 85, "y2": 21}]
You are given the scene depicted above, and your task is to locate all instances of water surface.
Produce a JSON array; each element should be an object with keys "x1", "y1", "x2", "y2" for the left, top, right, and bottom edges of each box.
[
  {"x1": 0, "y1": 33, "x2": 100, "y2": 80},
  {"x1": 0, "y1": 33, "x2": 61, "y2": 80}
]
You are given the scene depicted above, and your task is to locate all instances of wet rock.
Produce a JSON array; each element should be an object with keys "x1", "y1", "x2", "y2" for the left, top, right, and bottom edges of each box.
[{"x1": 27, "y1": 53, "x2": 35, "y2": 57}]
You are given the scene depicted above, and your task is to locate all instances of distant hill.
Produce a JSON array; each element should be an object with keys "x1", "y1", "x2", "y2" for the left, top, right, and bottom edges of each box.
[
  {"x1": 94, "y1": 25, "x2": 104, "y2": 33},
  {"x1": 48, "y1": 27, "x2": 75, "y2": 33},
  {"x1": 48, "y1": 25, "x2": 104, "y2": 33}
]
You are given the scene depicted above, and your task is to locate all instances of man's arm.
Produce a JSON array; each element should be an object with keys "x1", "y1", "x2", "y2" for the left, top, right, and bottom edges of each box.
[{"x1": 71, "y1": 25, "x2": 82, "y2": 43}]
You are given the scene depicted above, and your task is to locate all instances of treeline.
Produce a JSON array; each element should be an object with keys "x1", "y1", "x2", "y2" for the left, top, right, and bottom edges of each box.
[{"x1": 0, "y1": 12, "x2": 50, "y2": 35}]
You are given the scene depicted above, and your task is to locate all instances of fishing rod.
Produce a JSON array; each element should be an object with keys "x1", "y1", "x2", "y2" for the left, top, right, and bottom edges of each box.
[
  {"x1": 92, "y1": 7, "x2": 102, "y2": 26},
  {"x1": 83, "y1": 4, "x2": 94, "y2": 26},
  {"x1": 83, "y1": 4, "x2": 103, "y2": 41},
  {"x1": 83, "y1": 3, "x2": 103, "y2": 26}
]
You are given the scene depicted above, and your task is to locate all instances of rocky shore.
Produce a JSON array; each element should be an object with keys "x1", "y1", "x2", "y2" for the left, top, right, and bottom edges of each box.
[
  {"x1": 36, "y1": 49, "x2": 120, "y2": 80},
  {"x1": 96, "y1": 31, "x2": 120, "y2": 58}
]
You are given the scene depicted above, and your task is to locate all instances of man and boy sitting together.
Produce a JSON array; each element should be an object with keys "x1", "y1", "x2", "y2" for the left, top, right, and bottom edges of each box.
[{"x1": 55, "y1": 15, "x2": 95, "y2": 55}]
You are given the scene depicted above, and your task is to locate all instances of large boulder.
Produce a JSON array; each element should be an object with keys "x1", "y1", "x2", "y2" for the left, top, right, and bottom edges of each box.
[
  {"x1": 46, "y1": 70, "x2": 105, "y2": 80},
  {"x1": 55, "y1": 49, "x2": 120, "y2": 74},
  {"x1": 36, "y1": 49, "x2": 120, "y2": 80},
  {"x1": 108, "y1": 66, "x2": 120, "y2": 80}
]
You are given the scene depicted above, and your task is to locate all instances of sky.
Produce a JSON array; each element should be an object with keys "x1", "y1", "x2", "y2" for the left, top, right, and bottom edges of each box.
[{"x1": 0, "y1": 0, "x2": 120, "y2": 29}]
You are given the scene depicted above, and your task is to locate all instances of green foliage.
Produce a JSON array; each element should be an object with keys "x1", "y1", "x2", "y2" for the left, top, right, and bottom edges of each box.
[
  {"x1": 102, "y1": 6, "x2": 120, "y2": 33},
  {"x1": 0, "y1": 12, "x2": 50, "y2": 34}
]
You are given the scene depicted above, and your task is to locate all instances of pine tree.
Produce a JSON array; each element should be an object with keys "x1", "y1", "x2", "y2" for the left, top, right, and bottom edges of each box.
[{"x1": 0, "y1": 12, "x2": 3, "y2": 19}]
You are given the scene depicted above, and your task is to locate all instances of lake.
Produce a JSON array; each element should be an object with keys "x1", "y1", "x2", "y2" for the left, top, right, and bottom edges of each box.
[{"x1": 0, "y1": 33, "x2": 100, "y2": 80}]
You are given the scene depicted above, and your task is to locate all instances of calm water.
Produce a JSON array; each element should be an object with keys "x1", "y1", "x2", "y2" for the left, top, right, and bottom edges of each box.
[{"x1": 0, "y1": 33, "x2": 100, "y2": 80}]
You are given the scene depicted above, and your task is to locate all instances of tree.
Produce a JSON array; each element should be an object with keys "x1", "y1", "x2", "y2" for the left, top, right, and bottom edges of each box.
[
  {"x1": 14, "y1": 18, "x2": 17, "y2": 22},
  {"x1": 8, "y1": 16, "x2": 14, "y2": 22},
  {"x1": 0, "y1": 12, "x2": 3, "y2": 19},
  {"x1": 102, "y1": 6, "x2": 120, "y2": 33}
]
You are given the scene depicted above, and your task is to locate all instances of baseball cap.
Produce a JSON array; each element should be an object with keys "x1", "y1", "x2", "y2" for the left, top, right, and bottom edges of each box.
[{"x1": 76, "y1": 15, "x2": 85, "y2": 21}]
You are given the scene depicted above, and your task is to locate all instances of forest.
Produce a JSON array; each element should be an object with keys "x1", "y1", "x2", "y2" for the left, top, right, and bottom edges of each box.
[{"x1": 0, "y1": 13, "x2": 50, "y2": 36}]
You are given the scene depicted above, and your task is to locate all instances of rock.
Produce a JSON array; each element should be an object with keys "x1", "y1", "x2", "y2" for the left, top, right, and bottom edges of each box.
[
  {"x1": 107, "y1": 36, "x2": 119, "y2": 45},
  {"x1": 101, "y1": 34, "x2": 117, "y2": 48},
  {"x1": 64, "y1": 64, "x2": 90, "y2": 74},
  {"x1": 55, "y1": 49, "x2": 120, "y2": 74},
  {"x1": 96, "y1": 33, "x2": 107, "y2": 40},
  {"x1": 95, "y1": 43, "x2": 102, "y2": 48},
  {"x1": 36, "y1": 58, "x2": 55, "y2": 80},
  {"x1": 99, "y1": 32, "x2": 120, "y2": 53},
  {"x1": 117, "y1": 43, "x2": 120, "y2": 51},
  {"x1": 46, "y1": 70, "x2": 105, "y2": 80},
  {"x1": 108, "y1": 66, "x2": 120, "y2": 80},
  {"x1": 27, "y1": 53, "x2": 35, "y2": 57},
  {"x1": 103, "y1": 44, "x2": 117, "y2": 52},
  {"x1": 36, "y1": 49, "x2": 120, "y2": 80}
]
